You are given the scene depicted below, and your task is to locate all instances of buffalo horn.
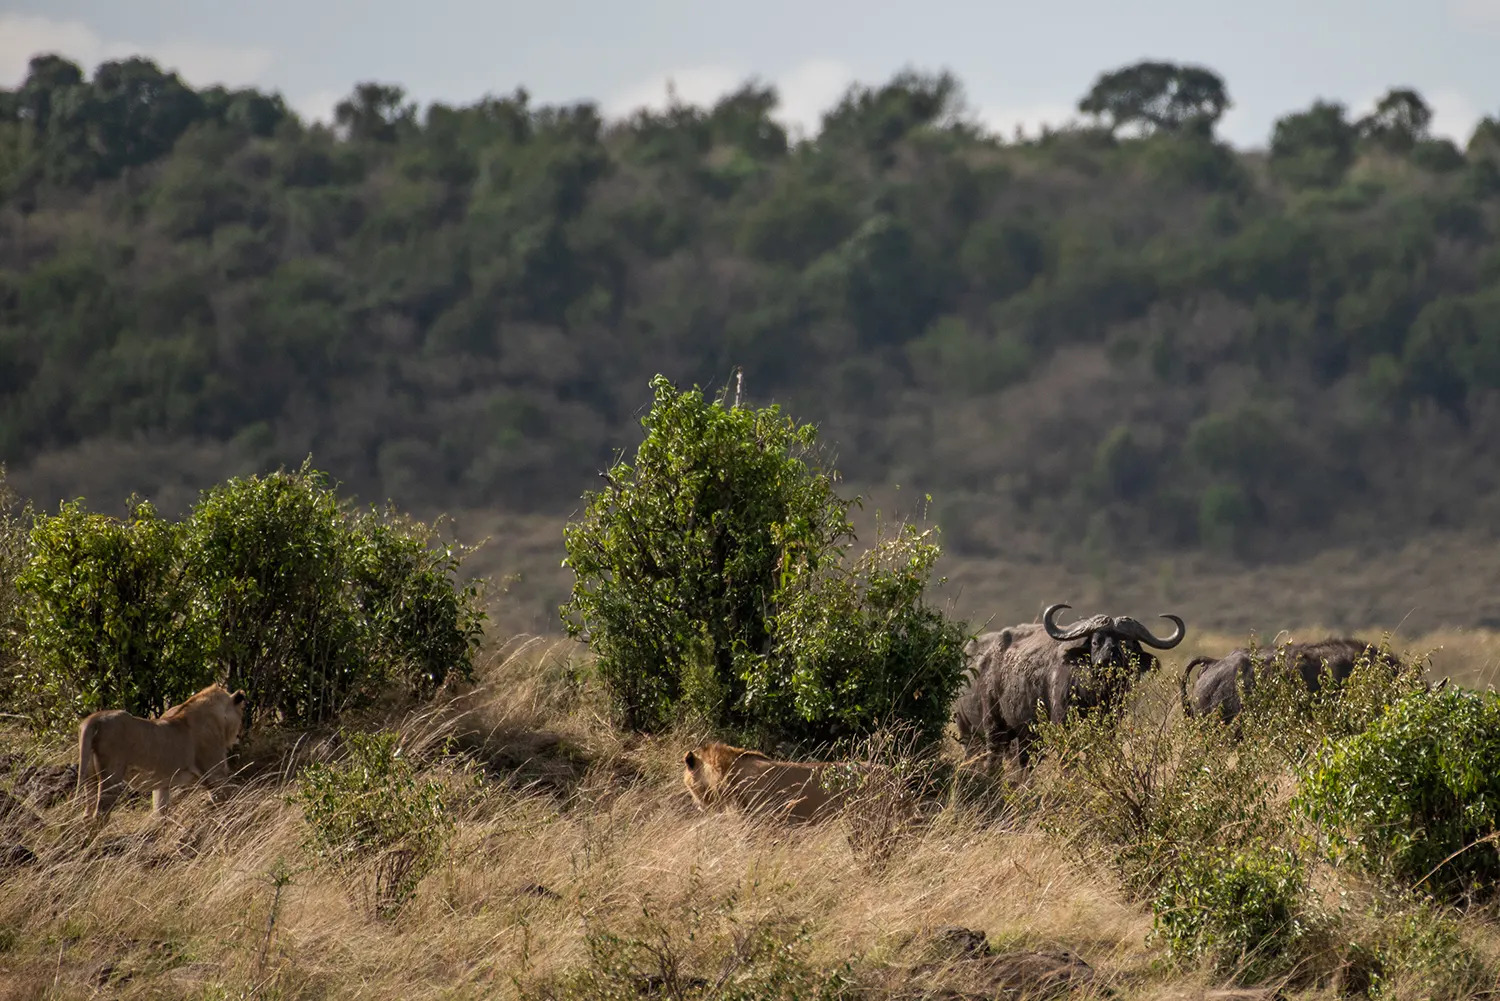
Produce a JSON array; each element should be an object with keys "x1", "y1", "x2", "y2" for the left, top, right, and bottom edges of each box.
[
  {"x1": 1043, "y1": 603, "x2": 1114, "y2": 642},
  {"x1": 1115, "y1": 613, "x2": 1187, "y2": 650}
]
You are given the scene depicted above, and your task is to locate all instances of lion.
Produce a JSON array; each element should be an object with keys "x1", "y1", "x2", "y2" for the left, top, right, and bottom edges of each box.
[
  {"x1": 76, "y1": 683, "x2": 248, "y2": 822},
  {"x1": 681, "y1": 741, "x2": 862, "y2": 823}
]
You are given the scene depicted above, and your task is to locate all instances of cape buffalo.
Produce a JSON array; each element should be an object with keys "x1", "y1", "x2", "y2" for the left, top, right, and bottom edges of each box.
[
  {"x1": 953, "y1": 603, "x2": 1186, "y2": 765},
  {"x1": 1179, "y1": 637, "x2": 1405, "y2": 722}
]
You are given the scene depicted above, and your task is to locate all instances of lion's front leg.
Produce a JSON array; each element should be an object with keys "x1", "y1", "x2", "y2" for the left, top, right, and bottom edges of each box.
[
  {"x1": 151, "y1": 785, "x2": 173, "y2": 812},
  {"x1": 203, "y1": 759, "x2": 233, "y2": 805}
]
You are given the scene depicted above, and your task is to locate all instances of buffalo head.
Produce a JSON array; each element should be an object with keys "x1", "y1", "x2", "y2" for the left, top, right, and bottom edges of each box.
[{"x1": 1043, "y1": 602, "x2": 1185, "y2": 700}]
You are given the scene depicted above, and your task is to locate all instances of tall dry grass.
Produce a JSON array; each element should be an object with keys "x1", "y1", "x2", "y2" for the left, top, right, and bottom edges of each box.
[{"x1": 5, "y1": 626, "x2": 1500, "y2": 999}]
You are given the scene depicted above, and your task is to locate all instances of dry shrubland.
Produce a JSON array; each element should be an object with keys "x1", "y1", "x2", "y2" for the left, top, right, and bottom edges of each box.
[{"x1": 3, "y1": 623, "x2": 1500, "y2": 1000}]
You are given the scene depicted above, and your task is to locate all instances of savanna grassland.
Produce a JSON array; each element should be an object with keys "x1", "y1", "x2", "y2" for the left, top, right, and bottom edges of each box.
[{"x1": 2, "y1": 626, "x2": 1500, "y2": 1001}]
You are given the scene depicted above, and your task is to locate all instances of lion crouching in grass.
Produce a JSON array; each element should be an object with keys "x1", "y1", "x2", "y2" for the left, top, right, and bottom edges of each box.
[
  {"x1": 681, "y1": 741, "x2": 866, "y2": 823},
  {"x1": 77, "y1": 684, "x2": 248, "y2": 823}
]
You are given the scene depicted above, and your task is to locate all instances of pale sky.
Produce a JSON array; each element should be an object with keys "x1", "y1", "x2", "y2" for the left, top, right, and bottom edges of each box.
[{"x1": 1, "y1": 1, "x2": 1496, "y2": 149}]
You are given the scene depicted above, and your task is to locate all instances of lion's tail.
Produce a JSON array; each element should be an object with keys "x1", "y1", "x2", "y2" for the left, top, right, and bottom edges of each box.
[{"x1": 76, "y1": 716, "x2": 100, "y2": 807}]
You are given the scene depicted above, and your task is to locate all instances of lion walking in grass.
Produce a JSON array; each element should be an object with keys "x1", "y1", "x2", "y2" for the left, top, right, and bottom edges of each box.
[{"x1": 76, "y1": 684, "x2": 247, "y2": 822}]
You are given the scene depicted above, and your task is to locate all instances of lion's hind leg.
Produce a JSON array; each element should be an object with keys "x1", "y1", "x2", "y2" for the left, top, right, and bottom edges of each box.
[
  {"x1": 77, "y1": 766, "x2": 103, "y2": 821},
  {"x1": 92, "y1": 768, "x2": 127, "y2": 821}
]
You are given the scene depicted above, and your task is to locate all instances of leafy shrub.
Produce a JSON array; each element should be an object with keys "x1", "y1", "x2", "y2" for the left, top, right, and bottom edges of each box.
[
  {"x1": 11, "y1": 461, "x2": 485, "y2": 729},
  {"x1": 1412, "y1": 138, "x2": 1466, "y2": 173},
  {"x1": 184, "y1": 465, "x2": 364, "y2": 723},
  {"x1": 1198, "y1": 482, "x2": 1253, "y2": 553},
  {"x1": 1034, "y1": 684, "x2": 1282, "y2": 896},
  {"x1": 346, "y1": 508, "x2": 487, "y2": 696},
  {"x1": 294, "y1": 729, "x2": 453, "y2": 918},
  {"x1": 1234, "y1": 636, "x2": 1429, "y2": 766},
  {"x1": 186, "y1": 464, "x2": 485, "y2": 724},
  {"x1": 753, "y1": 522, "x2": 968, "y2": 744},
  {"x1": 1036, "y1": 638, "x2": 1462, "y2": 987},
  {"x1": 16, "y1": 497, "x2": 209, "y2": 726},
  {"x1": 904, "y1": 315, "x2": 1033, "y2": 395},
  {"x1": 1140, "y1": 134, "x2": 1245, "y2": 191},
  {"x1": 1092, "y1": 424, "x2": 1156, "y2": 500},
  {"x1": 1151, "y1": 845, "x2": 1315, "y2": 982},
  {"x1": 1298, "y1": 686, "x2": 1500, "y2": 900},
  {"x1": 1345, "y1": 897, "x2": 1488, "y2": 1000},
  {"x1": 561, "y1": 376, "x2": 966, "y2": 745},
  {"x1": 1269, "y1": 101, "x2": 1357, "y2": 189}
]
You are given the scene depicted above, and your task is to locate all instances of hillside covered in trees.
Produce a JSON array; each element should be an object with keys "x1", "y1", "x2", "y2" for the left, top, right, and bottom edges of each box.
[{"x1": 4, "y1": 54, "x2": 1500, "y2": 564}]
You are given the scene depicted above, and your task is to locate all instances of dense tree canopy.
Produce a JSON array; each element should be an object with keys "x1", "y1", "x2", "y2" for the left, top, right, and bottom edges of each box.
[
  {"x1": 3, "y1": 54, "x2": 1500, "y2": 563},
  {"x1": 1078, "y1": 60, "x2": 1230, "y2": 137}
]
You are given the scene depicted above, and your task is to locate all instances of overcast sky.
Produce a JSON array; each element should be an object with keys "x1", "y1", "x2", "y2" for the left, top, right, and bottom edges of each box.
[{"x1": 2, "y1": 1, "x2": 1496, "y2": 150}]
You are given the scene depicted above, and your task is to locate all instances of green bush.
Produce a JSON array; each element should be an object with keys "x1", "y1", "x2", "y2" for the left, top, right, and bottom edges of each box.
[
  {"x1": 1197, "y1": 482, "x2": 1254, "y2": 553},
  {"x1": 1035, "y1": 685, "x2": 1282, "y2": 897},
  {"x1": 11, "y1": 461, "x2": 485, "y2": 729},
  {"x1": 763, "y1": 522, "x2": 968, "y2": 744},
  {"x1": 17, "y1": 497, "x2": 209, "y2": 727},
  {"x1": 1348, "y1": 898, "x2": 1488, "y2": 1000},
  {"x1": 1234, "y1": 637, "x2": 1428, "y2": 766},
  {"x1": 294, "y1": 729, "x2": 453, "y2": 918},
  {"x1": 1035, "y1": 662, "x2": 1492, "y2": 990},
  {"x1": 1298, "y1": 687, "x2": 1500, "y2": 900},
  {"x1": 561, "y1": 376, "x2": 967, "y2": 745},
  {"x1": 1151, "y1": 846, "x2": 1314, "y2": 982},
  {"x1": 185, "y1": 463, "x2": 485, "y2": 724},
  {"x1": 904, "y1": 315, "x2": 1033, "y2": 395},
  {"x1": 1269, "y1": 101, "x2": 1357, "y2": 189}
]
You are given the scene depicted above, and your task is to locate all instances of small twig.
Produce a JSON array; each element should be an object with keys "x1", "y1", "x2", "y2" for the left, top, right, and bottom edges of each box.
[
  {"x1": 1414, "y1": 831, "x2": 1500, "y2": 890},
  {"x1": 254, "y1": 863, "x2": 296, "y2": 978}
]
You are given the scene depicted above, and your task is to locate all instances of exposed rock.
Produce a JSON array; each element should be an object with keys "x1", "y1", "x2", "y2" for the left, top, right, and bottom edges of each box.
[
  {"x1": 0, "y1": 789, "x2": 41, "y2": 830},
  {"x1": 909, "y1": 926, "x2": 1098, "y2": 1000},
  {"x1": 14, "y1": 764, "x2": 77, "y2": 809},
  {"x1": 964, "y1": 949, "x2": 1095, "y2": 996}
]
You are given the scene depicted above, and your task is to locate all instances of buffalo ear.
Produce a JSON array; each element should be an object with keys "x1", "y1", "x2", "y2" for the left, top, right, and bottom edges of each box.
[{"x1": 684, "y1": 751, "x2": 698, "y2": 769}]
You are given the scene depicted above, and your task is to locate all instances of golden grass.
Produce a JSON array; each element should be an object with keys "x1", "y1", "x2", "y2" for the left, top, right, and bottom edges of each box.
[{"x1": 6, "y1": 626, "x2": 1500, "y2": 1000}]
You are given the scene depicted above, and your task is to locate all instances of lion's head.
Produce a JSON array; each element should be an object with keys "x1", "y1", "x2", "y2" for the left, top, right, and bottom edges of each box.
[
  {"x1": 682, "y1": 741, "x2": 854, "y2": 823},
  {"x1": 683, "y1": 742, "x2": 766, "y2": 809},
  {"x1": 161, "y1": 683, "x2": 248, "y2": 749}
]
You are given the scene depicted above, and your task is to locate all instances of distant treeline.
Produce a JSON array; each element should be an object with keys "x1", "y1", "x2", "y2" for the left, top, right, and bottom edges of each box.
[{"x1": 3, "y1": 55, "x2": 1500, "y2": 560}]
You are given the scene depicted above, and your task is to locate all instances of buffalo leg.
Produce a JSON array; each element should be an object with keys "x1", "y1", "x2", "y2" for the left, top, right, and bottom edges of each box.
[{"x1": 1014, "y1": 734, "x2": 1033, "y2": 769}]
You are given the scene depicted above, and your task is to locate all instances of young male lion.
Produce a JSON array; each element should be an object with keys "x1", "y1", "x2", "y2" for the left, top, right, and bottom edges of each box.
[
  {"x1": 681, "y1": 741, "x2": 861, "y2": 823},
  {"x1": 76, "y1": 683, "x2": 248, "y2": 822}
]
